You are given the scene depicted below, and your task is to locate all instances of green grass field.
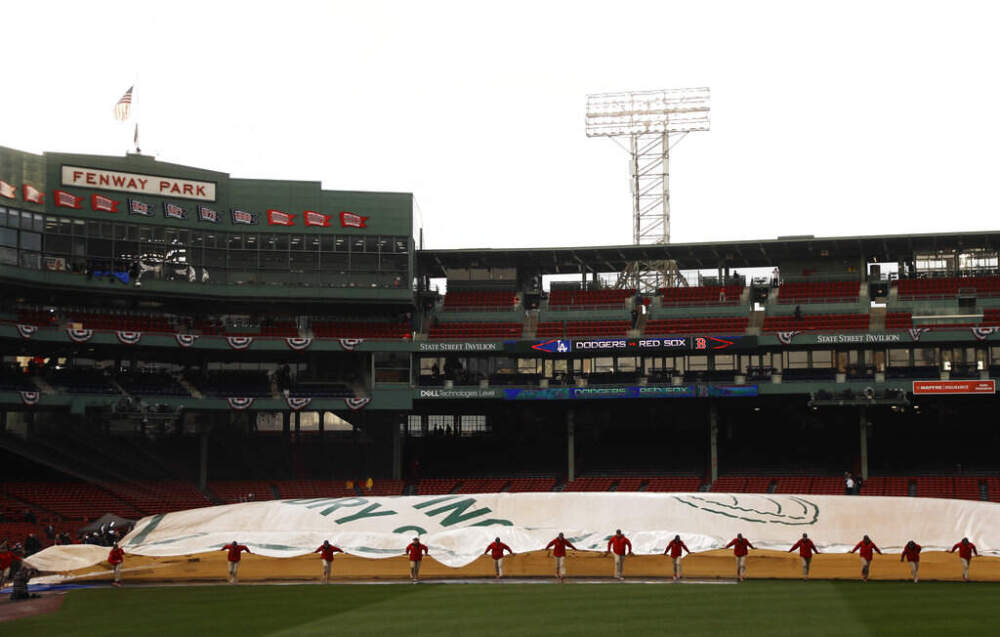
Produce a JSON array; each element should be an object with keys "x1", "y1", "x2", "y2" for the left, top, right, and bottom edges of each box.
[{"x1": 8, "y1": 580, "x2": 999, "y2": 636}]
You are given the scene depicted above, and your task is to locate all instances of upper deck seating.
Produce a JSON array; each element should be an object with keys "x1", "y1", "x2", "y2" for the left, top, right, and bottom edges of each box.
[
  {"x1": 443, "y1": 290, "x2": 517, "y2": 310},
  {"x1": 777, "y1": 280, "x2": 859, "y2": 304},
  {"x1": 762, "y1": 313, "x2": 869, "y2": 332},
  {"x1": 549, "y1": 289, "x2": 635, "y2": 308}
]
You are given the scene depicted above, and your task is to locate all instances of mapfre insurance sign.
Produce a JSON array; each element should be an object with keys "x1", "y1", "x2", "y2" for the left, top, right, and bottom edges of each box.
[{"x1": 61, "y1": 166, "x2": 216, "y2": 202}]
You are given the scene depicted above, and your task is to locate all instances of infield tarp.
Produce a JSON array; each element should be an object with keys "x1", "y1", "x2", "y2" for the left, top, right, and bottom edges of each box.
[{"x1": 25, "y1": 493, "x2": 1000, "y2": 572}]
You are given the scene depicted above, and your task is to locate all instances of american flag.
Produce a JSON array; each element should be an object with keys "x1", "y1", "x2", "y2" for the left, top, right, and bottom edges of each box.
[{"x1": 114, "y1": 86, "x2": 133, "y2": 121}]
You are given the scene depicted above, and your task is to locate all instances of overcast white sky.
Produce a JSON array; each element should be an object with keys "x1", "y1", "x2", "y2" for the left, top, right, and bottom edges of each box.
[{"x1": 3, "y1": 1, "x2": 999, "y2": 251}]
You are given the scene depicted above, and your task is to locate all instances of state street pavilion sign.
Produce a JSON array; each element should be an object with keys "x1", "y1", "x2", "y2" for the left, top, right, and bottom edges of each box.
[{"x1": 61, "y1": 165, "x2": 216, "y2": 202}]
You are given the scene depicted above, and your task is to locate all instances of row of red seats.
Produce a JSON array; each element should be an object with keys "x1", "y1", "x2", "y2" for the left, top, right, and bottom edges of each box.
[
  {"x1": 645, "y1": 317, "x2": 748, "y2": 334},
  {"x1": 549, "y1": 289, "x2": 635, "y2": 308},
  {"x1": 777, "y1": 280, "x2": 860, "y2": 303},
  {"x1": 443, "y1": 290, "x2": 518, "y2": 309},
  {"x1": 762, "y1": 313, "x2": 869, "y2": 332},
  {"x1": 659, "y1": 285, "x2": 742, "y2": 305},
  {"x1": 897, "y1": 276, "x2": 1000, "y2": 299},
  {"x1": 428, "y1": 322, "x2": 522, "y2": 339},
  {"x1": 887, "y1": 310, "x2": 1000, "y2": 330},
  {"x1": 69, "y1": 313, "x2": 174, "y2": 333},
  {"x1": 312, "y1": 321, "x2": 411, "y2": 339}
]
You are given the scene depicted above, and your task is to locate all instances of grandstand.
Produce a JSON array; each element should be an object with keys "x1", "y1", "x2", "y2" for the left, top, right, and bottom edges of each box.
[{"x1": 2, "y1": 145, "x2": 1000, "y2": 573}]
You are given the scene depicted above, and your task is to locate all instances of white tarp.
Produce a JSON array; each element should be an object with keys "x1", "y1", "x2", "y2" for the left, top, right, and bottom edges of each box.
[{"x1": 26, "y1": 492, "x2": 1000, "y2": 572}]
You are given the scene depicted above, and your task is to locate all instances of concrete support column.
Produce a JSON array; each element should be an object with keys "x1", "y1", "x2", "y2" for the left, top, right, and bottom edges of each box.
[
  {"x1": 567, "y1": 410, "x2": 576, "y2": 483},
  {"x1": 392, "y1": 417, "x2": 403, "y2": 480},
  {"x1": 859, "y1": 408, "x2": 869, "y2": 481},
  {"x1": 198, "y1": 431, "x2": 208, "y2": 492},
  {"x1": 708, "y1": 403, "x2": 719, "y2": 484}
]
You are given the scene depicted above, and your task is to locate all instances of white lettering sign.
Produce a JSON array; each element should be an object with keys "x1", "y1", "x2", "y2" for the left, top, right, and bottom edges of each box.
[{"x1": 61, "y1": 165, "x2": 216, "y2": 202}]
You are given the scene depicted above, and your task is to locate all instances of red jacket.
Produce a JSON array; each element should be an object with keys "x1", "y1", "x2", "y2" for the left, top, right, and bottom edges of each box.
[
  {"x1": 546, "y1": 537, "x2": 577, "y2": 558},
  {"x1": 405, "y1": 542, "x2": 428, "y2": 561},
  {"x1": 902, "y1": 544, "x2": 922, "y2": 563},
  {"x1": 485, "y1": 541, "x2": 512, "y2": 560},
  {"x1": 0, "y1": 551, "x2": 16, "y2": 569},
  {"x1": 108, "y1": 547, "x2": 125, "y2": 565},
  {"x1": 951, "y1": 542, "x2": 978, "y2": 560},
  {"x1": 726, "y1": 537, "x2": 754, "y2": 557},
  {"x1": 315, "y1": 544, "x2": 343, "y2": 561},
  {"x1": 664, "y1": 540, "x2": 689, "y2": 558},
  {"x1": 223, "y1": 544, "x2": 251, "y2": 562},
  {"x1": 789, "y1": 538, "x2": 819, "y2": 558},
  {"x1": 607, "y1": 535, "x2": 632, "y2": 556},
  {"x1": 851, "y1": 540, "x2": 881, "y2": 561}
]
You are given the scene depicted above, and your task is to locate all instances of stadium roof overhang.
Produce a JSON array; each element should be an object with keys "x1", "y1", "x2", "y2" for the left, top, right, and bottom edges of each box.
[{"x1": 417, "y1": 230, "x2": 1000, "y2": 277}]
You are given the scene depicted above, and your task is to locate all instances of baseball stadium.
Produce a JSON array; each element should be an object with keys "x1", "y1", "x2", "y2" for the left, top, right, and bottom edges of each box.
[{"x1": 1, "y1": 140, "x2": 999, "y2": 636}]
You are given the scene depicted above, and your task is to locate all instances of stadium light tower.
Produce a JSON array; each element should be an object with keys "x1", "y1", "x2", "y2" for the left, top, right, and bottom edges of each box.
[{"x1": 586, "y1": 88, "x2": 710, "y2": 291}]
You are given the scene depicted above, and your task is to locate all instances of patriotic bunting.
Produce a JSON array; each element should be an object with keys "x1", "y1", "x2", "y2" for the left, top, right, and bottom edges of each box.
[
  {"x1": 285, "y1": 396, "x2": 312, "y2": 411},
  {"x1": 16, "y1": 324, "x2": 38, "y2": 339},
  {"x1": 22, "y1": 184, "x2": 44, "y2": 204},
  {"x1": 267, "y1": 209, "x2": 295, "y2": 226},
  {"x1": 175, "y1": 334, "x2": 199, "y2": 348},
  {"x1": 344, "y1": 396, "x2": 371, "y2": 411},
  {"x1": 972, "y1": 326, "x2": 998, "y2": 341},
  {"x1": 776, "y1": 331, "x2": 800, "y2": 346},
  {"x1": 66, "y1": 328, "x2": 94, "y2": 343},
  {"x1": 285, "y1": 337, "x2": 313, "y2": 351},
  {"x1": 20, "y1": 391, "x2": 41, "y2": 406},
  {"x1": 339, "y1": 211, "x2": 368, "y2": 229},
  {"x1": 115, "y1": 330, "x2": 143, "y2": 345},
  {"x1": 55, "y1": 190, "x2": 83, "y2": 209},
  {"x1": 91, "y1": 193, "x2": 120, "y2": 213},
  {"x1": 338, "y1": 338, "x2": 364, "y2": 351},
  {"x1": 227, "y1": 397, "x2": 255, "y2": 411},
  {"x1": 303, "y1": 210, "x2": 331, "y2": 227},
  {"x1": 0, "y1": 180, "x2": 16, "y2": 199},
  {"x1": 225, "y1": 336, "x2": 254, "y2": 350}
]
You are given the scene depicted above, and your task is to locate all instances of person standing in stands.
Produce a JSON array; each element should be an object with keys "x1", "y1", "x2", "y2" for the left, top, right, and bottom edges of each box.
[
  {"x1": 483, "y1": 537, "x2": 514, "y2": 579},
  {"x1": 545, "y1": 532, "x2": 578, "y2": 583},
  {"x1": 405, "y1": 537, "x2": 429, "y2": 583},
  {"x1": 788, "y1": 533, "x2": 820, "y2": 580},
  {"x1": 221, "y1": 540, "x2": 252, "y2": 584},
  {"x1": 725, "y1": 533, "x2": 754, "y2": 582},
  {"x1": 844, "y1": 472, "x2": 855, "y2": 495},
  {"x1": 849, "y1": 535, "x2": 882, "y2": 581},
  {"x1": 314, "y1": 540, "x2": 343, "y2": 584},
  {"x1": 108, "y1": 542, "x2": 125, "y2": 587},
  {"x1": 949, "y1": 537, "x2": 978, "y2": 582},
  {"x1": 663, "y1": 535, "x2": 691, "y2": 582},
  {"x1": 0, "y1": 542, "x2": 15, "y2": 588},
  {"x1": 604, "y1": 529, "x2": 633, "y2": 581},
  {"x1": 901, "y1": 540, "x2": 922, "y2": 583}
]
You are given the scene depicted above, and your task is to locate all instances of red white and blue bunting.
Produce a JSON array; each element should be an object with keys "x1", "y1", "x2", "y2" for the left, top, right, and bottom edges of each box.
[
  {"x1": 285, "y1": 396, "x2": 313, "y2": 411},
  {"x1": 227, "y1": 397, "x2": 255, "y2": 410},
  {"x1": 908, "y1": 328, "x2": 931, "y2": 341},
  {"x1": 972, "y1": 326, "x2": 999, "y2": 341},
  {"x1": 66, "y1": 328, "x2": 94, "y2": 343},
  {"x1": 115, "y1": 330, "x2": 143, "y2": 345},
  {"x1": 225, "y1": 336, "x2": 254, "y2": 350},
  {"x1": 344, "y1": 396, "x2": 371, "y2": 411},
  {"x1": 175, "y1": 334, "x2": 199, "y2": 348},
  {"x1": 776, "y1": 331, "x2": 800, "y2": 346},
  {"x1": 20, "y1": 391, "x2": 40, "y2": 406},
  {"x1": 285, "y1": 337, "x2": 313, "y2": 351},
  {"x1": 338, "y1": 338, "x2": 364, "y2": 351},
  {"x1": 16, "y1": 324, "x2": 38, "y2": 339}
]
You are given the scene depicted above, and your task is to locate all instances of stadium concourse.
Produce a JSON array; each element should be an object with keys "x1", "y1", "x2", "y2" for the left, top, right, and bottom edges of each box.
[{"x1": 20, "y1": 493, "x2": 1000, "y2": 584}]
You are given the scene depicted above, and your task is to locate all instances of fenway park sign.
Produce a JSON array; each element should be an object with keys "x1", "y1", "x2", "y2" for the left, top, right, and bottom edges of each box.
[{"x1": 61, "y1": 166, "x2": 216, "y2": 202}]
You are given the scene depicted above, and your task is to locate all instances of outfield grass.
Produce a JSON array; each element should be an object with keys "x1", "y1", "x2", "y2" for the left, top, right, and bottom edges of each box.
[{"x1": 8, "y1": 580, "x2": 999, "y2": 636}]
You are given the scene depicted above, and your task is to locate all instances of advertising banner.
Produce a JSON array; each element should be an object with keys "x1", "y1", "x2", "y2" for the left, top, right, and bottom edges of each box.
[{"x1": 912, "y1": 380, "x2": 996, "y2": 395}]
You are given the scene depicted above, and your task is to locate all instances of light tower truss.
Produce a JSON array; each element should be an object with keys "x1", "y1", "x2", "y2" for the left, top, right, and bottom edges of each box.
[{"x1": 585, "y1": 88, "x2": 710, "y2": 292}]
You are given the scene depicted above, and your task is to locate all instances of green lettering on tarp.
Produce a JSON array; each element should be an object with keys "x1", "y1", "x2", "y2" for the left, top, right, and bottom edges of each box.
[
  {"x1": 313, "y1": 498, "x2": 369, "y2": 516},
  {"x1": 469, "y1": 519, "x2": 513, "y2": 527},
  {"x1": 335, "y1": 503, "x2": 396, "y2": 524},
  {"x1": 393, "y1": 525, "x2": 427, "y2": 535},
  {"x1": 412, "y1": 495, "x2": 458, "y2": 509},
  {"x1": 127, "y1": 514, "x2": 164, "y2": 546},
  {"x1": 423, "y1": 498, "x2": 491, "y2": 527}
]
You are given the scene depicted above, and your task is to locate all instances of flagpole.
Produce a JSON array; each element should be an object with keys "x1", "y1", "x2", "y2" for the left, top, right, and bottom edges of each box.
[{"x1": 132, "y1": 72, "x2": 141, "y2": 153}]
